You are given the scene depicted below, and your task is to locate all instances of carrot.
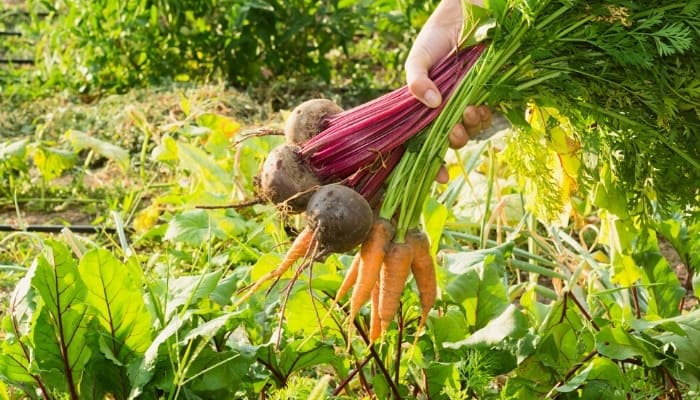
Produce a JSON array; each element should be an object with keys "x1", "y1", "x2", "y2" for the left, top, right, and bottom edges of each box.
[
  {"x1": 406, "y1": 230, "x2": 436, "y2": 334},
  {"x1": 315, "y1": 252, "x2": 361, "y2": 331},
  {"x1": 349, "y1": 218, "x2": 394, "y2": 321},
  {"x1": 369, "y1": 283, "x2": 381, "y2": 342},
  {"x1": 235, "y1": 226, "x2": 315, "y2": 307},
  {"x1": 334, "y1": 252, "x2": 361, "y2": 302},
  {"x1": 378, "y1": 241, "x2": 414, "y2": 332}
]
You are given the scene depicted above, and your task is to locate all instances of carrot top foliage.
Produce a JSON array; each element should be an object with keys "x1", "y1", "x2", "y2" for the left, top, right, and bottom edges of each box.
[{"x1": 382, "y1": 0, "x2": 700, "y2": 238}]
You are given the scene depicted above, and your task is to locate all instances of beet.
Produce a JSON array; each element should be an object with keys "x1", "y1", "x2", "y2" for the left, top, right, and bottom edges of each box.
[
  {"x1": 284, "y1": 99, "x2": 343, "y2": 145},
  {"x1": 306, "y1": 184, "x2": 373, "y2": 254},
  {"x1": 258, "y1": 144, "x2": 321, "y2": 213}
]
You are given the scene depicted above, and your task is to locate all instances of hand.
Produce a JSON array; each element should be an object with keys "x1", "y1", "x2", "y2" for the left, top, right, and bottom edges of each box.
[{"x1": 405, "y1": 0, "x2": 490, "y2": 183}]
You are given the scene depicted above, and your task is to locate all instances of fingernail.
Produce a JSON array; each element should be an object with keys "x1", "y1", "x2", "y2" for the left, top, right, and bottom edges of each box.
[{"x1": 424, "y1": 89, "x2": 440, "y2": 108}]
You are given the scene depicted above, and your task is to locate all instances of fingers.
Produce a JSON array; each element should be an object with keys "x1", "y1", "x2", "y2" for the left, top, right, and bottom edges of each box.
[
  {"x1": 405, "y1": 0, "x2": 464, "y2": 108},
  {"x1": 462, "y1": 105, "x2": 492, "y2": 137},
  {"x1": 448, "y1": 124, "x2": 469, "y2": 149},
  {"x1": 405, "y1": 47, "x2": 443, "y2": 108},
  {"x1": 435, "y1": 165, "x2": 450, "y2": 184},
  {"x1": 447, "y1": 106, "x2": 493, "y2": 149}
]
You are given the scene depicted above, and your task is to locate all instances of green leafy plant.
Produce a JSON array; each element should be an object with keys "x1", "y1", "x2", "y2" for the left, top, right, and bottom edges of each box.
[{"x1": 26, "y1": 0, "x2": 429, "y2": 101}]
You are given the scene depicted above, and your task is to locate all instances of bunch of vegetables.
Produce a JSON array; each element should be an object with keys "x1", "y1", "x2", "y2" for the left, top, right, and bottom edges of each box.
[{"x1": 243, "y1": 0, "x2": 700, "y2": 341}]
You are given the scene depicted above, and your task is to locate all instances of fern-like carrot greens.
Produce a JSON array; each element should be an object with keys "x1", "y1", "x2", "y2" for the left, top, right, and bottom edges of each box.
[{"x1": 381, "y1": 0, "x2": 700, "y2": 239}]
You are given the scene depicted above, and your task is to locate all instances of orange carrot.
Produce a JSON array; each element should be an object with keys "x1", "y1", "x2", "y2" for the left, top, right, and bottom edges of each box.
[
  {"x1": 406, "y1": 230, "x2": 436, "y2": 333},
  {"x1": 317, "y1": 252, "x2": 360, "y2": 329},
  {"x1": 235, "y1": 226, "x2": 315, "y2": 307},
  {"x1": 378, "y1": 241, "x2": 414, "y2": 332},
  {"x1": 369, "y1": 283, "x2": 381, "y2": 342},
  {"x1": 334, "y1": 252, "x2": 361, "y2": 302},
  {"x1": 349, "y1": 218, "x2": 394, "y2": 321}
]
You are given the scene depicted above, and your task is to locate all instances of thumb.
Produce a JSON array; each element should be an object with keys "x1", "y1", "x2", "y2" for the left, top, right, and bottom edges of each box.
[{"x1": 405, "y1": 51, "x2": 443, "y2": 108}]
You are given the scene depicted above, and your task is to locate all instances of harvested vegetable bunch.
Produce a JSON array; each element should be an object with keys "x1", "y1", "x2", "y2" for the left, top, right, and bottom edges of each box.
[
  {"x1": 383, "y1": 0, "x2": 700, "y2": 242},
  {"x1": 252, "y1": 0, "x2": 700, "y2": 339}
]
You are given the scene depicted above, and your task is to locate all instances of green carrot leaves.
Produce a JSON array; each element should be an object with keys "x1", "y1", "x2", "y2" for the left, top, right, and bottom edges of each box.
[{"x1": 385, "y1": 0, "x2": 700, "y2": 238}]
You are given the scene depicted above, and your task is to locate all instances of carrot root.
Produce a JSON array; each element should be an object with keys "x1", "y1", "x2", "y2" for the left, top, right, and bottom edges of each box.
[
  {"x1": 369, "y1": 283, "x2": 381, "y2": 342},
  {"x1": 378, "y1": 241, "x2": 414, "y2": 333},
  {"x1": 335, "y1": 252, "x2": 361, "y2": 302},
  {"x1": 406, "y1": 230, "x2": 436, "y2": 334},
  {"x1": 349, "y1": 218, "x2": 394, "y2": 321},
  {"x1": 235, "y1": 226, "x2": 316, "y2": 307}
]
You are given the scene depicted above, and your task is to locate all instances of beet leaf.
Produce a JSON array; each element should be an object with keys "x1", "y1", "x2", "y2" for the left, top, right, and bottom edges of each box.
[{"x1": 31, "y1": 240, "x2": 91, "y2": 400}]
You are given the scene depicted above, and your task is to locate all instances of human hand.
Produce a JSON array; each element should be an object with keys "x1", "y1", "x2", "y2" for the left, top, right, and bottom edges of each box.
[{"x1": 405, "y1": 0, "x2": 490, "y2": 183}]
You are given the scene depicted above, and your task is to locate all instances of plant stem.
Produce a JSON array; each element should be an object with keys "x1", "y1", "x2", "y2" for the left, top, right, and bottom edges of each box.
[
  {"x1": 547, "y1": 350, "x2": 598, "y2": 398},
  {"x1": 630, "y1": 286, "x2": 642, "y2": 319},
  {"x1": 394, "y1": 302, "x2": 403, "y2": 387},
  {"x1": 566, "y1": 292, "x2": 600, "y2": 331},
  {"x1": 333, "y1": 354, "x2": 372, "y2": 396},
  {"x1": 352, "y1": 319, "x2": 402, "y2": 400},
  {"x1": 480, "y1": 147, "x2": 496, "y2": 248}
]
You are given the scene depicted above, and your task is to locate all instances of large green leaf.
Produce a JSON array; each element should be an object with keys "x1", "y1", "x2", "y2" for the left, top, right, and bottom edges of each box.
[
  {"x1": 428, "y1": 305, "x2": 470, "y2": 354},
  {"x1": 596, "y1": 326, "x2": 662, "y2": 367},
  {"x1": 31, "y1": 308, "x2": 92, "y2": 393},
  {"x1": 444, "y1": 304, "x2": 528, "y2": 349},
  {"x1": 31, "y1": 145, "x2": 77, "y2": 181},
  {"x1": 161, "y1": 269, "x2": 225, "y2": 318},
  {"x1": 654, "y1": 309, "x2": 700, "y2": 385},
  {"x1": 31, "y1": 240, "x2": 91, "y2": 396},
  {"x1": 636, "y1": 250, "x2": 685, "y2": 318},
  {"x1": 164, "y1": 209, "x2": 226, "y2": 245},
  {"x1": 65, "y1": 130, "x2": 130, "y2": 171},
  {"x1": 0, "y1": 322, "x2": 35, "y2": 385},
  {"x1": 556, "y1": 357, "x2": 627, "y2": 397},
  {"x1": 78, "y1": 249, "x2": 153, "y2": 361},
  {"x1": 284, "y1": 286, "x2": 334, "y2": 336},
  {"x1": 423, "y1": 362, "x2": 458, "y2": 399},
  {"x1": 185, "y1": 347, "x2": 253, "y2": 396},
  {"x1": 81, "y1": 354, "x2": 131, "y2": 400},
  {"x1": 277, "y1": 339, "x2": 338, "y2": 378},
  {"x1": 442, "y1": 243, "x2": 511, "y2": 330}
]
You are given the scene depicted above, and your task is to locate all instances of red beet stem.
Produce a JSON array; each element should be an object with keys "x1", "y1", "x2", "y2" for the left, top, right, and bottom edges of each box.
[
  {"x1": 301, "y1": 44, "x2": 485, "y2": 185},
  {"x1": 352, "y1": 146, "x2": 405, "y2": 200}
]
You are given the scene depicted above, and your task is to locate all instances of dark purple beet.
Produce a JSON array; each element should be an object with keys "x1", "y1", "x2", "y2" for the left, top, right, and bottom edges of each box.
[
  {"x1": 258, "y1": 144, "x2": 320, "y2": 213},
  {"x1": 306, "y1": 184, "x2": 373, "y2": 253}
]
